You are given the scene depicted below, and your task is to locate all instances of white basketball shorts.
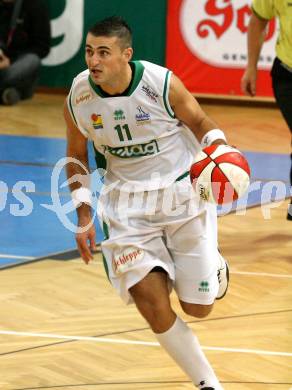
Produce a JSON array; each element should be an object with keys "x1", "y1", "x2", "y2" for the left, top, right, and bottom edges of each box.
[{"x1": 99, "y1": 176, "x2": 220, "y2": 305}]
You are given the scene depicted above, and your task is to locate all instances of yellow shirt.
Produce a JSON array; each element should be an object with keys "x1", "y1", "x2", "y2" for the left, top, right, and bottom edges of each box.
[{"x1": 252, "y1": 0, "x2": 292, "y2": 68}]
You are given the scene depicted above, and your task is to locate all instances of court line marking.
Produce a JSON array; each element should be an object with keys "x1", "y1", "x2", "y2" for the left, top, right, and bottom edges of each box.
[
  {"x1": 0, "y1": 247, "x2": 79, "y2": 263},
  {"x1": 71, "y1": 260, "x2": 292, "y2": 279},
  {"x1": 3, "y1": 254, "x2": 292, "y2": 280},
  {"x1": 2, "y1": 256, "x2": 291, "y2": 281},
  {"x1": 8, "y1": 381, "x2": 292, "y2": 390},
  {"x1": 231, "y1": 271, "x2": 292, "y2": 278},
  {"x1": 0, "y1": 330, "x2": 291, "y2": 357},
  {"x1": 0, "y1": 254, "x2": 35, "y2": 260}
]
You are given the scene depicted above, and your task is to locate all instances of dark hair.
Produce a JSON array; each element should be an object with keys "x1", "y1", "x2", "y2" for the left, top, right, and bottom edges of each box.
[{"x1": 88, "y1": 16, "x2": 132, "y2": 49}]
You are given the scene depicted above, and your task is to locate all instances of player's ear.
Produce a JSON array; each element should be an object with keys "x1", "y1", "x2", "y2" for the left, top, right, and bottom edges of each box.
[{"x1": 124, "y1": 47, "x2": 133, "y2": 62}]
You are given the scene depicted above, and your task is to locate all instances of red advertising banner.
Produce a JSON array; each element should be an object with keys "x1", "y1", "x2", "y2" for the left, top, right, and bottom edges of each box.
[{"x1": 166, "y1": 0, "x2": 277, "y2": 97}]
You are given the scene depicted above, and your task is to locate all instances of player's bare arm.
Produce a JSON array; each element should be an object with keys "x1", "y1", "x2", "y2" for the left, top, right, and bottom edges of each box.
[
  {"x1": 169, "y1": 74, "x2": 226, "y2": 145},
  {"x1": 241, "y1": 12, "x2": 268, "y2": 96},
  {"x1": 64, "y1": 101, "x2": 96, "y2": 263}
]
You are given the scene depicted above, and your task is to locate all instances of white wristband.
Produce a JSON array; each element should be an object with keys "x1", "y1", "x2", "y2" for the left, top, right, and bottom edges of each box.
[
  {"x1": 71, "y1": 187, "x2": 92, "y2": 207},
  {"x1": 201, "y1": 129, "x2": 227, "y2": 148}
]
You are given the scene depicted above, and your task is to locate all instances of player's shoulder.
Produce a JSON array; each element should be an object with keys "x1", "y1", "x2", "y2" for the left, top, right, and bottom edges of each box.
[
  {"x1": 140, "y1": 60, "x2": 168, "y2": 73},
  {"x1": 139, "y1": 60, "x2": 167, "y2": 71},
  {"x1": 139, "y1": 60, "x2": 171, "y2": 96},
  {"x1": 69, "y1": 69, "x2": 94, "y2": 108},
  {"x1": 71, "y1": 69, "x2": 90, "y2": 89}
]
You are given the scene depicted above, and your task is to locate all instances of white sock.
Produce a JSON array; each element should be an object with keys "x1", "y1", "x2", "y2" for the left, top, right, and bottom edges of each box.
[{"x1": 155, "y1": 316, "x2": 223, "y2": 389}]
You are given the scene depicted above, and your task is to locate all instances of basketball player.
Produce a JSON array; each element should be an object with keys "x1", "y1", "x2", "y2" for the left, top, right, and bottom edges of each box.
[{"x1": 65, "y1": 16, "x2": 230, "y2": 390}]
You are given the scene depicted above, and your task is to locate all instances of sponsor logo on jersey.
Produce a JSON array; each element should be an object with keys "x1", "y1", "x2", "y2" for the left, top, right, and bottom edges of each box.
[
  {"x1": 91, "y1": 113, "x2": 103, "y2": 130},
  {"x1": 75, "y1": 91, "x2": 92, "y2": 105},
  {"x1": 114, "y1": 109, "x2": 126, "y2": 120},
  {"x1": 135, "y1": 106, "x2": 151, "y2": 125},
  {"x1": 141, "y1": 84, "x2": 158, "y2": 102},
  {"x1": 198, "y1": 183, "x2": 209, "y2": 201},
  {"x1": 104, "y1": 139, "x2": 159, "y2": 158},
  {"x1": 198, "y1": 281, "x2": 209, "y2": 293},
  {"x1": 112, "y1": 247, "x2": 144, "y2": 274}
]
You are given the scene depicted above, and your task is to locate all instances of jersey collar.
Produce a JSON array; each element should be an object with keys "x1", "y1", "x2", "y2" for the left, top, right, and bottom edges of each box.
[{"x1": 88, "y1": 61, "x2": 144, "y2": 98}]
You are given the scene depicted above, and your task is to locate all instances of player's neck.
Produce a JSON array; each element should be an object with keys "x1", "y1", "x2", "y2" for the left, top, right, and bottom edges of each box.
[{"x1": 99, "y1": 63, "x2": 132, "y2": 96}]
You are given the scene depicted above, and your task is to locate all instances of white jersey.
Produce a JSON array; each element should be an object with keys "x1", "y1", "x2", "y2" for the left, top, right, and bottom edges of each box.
[{"x1": 68, "y1": 60, "x2": 200, "y2": 190}]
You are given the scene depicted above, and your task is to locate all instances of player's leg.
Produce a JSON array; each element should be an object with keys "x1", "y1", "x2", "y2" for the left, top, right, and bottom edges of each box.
[
  {"x1": 129, "y1": 269, "x2": 223, "y2": 390},
  {"x1": 271, "y1": 57, "x2": 292, "y2": 220},
  {"x1": 129, "y1": 269, "x2": 176, "y2": 333},
  {"x1": 167, "y1": 187, "x2": 229, "y2": 306},
  {"x1": 161, "y1": 186, "x2": 227, "y2": 388},
  {"x1": 168, "y1": 216, "x2": 226, "y2": 310},
  {"x1": 0, "y1": 53, "x2": 41, "y2": 104},
  {"x1": 216, "y1": 251, "x2": 229, "y2": 300},
  {"x1": 102, "y1": 232, "x2": 223, "y2": 388},
  {"x1": 206, "y1": 202, "x2": 229, "y2": 300},
  {"x1": 100, "y1": 189, "x2": 223, "y2": 389}
]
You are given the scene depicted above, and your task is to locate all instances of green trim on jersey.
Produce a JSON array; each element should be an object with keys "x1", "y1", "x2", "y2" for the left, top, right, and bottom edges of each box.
[
  {"x1": 88, "y1": 61, "x2": 145, "y2": 98},
  {"x1": 101, "y1": 253, "x2": 110, "y2": 281},
  {"x1": 127, "y1": 61, "x2": 145, "y2": 95},
  {"x1": 101, "y1": 221, "x2": 110, "y2": 281},
  {"x1": 175, "y1": 171, "x2": 189, "y2": 182},
  {"x1": 163, "y1": 70, "x2": 175, "y2": 118},
  {"x1": 93, "y1": 143, "x2": 107, "y2": 170},
  {"x1": 103, "y1": 221, "x2": 110, "y2": 239},
  {"x1": 68, "y1": 90, "x2": 78, "y2": 126}
]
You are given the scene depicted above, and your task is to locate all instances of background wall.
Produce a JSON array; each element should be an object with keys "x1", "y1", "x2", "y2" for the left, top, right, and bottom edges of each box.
[
  {"x1": 40, "y1": 0, "x2": 167, "y2": 88},
  {"x1": 40, "y1": 0, "x2": 275, "y2": 97},
  {"x1": 166, "y1": 0, "x2": 276, "y2": 97}
]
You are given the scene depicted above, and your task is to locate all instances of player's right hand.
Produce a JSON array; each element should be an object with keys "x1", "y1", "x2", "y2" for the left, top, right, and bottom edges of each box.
[
  {"x1": 241, "y1": 68, "x2": 257, "y2": 97},
  {"x1": 75, "y1": 217, "x2": 97, "y2": 264}
]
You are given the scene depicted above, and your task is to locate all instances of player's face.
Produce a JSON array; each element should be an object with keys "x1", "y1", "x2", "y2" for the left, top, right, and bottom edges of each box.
[{"x1": 85, "y1": 33, "x2": 132, "y2": 87}]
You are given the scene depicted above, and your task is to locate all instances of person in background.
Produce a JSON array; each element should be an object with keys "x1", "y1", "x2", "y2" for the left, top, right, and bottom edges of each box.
[
  {"x1": 241, "y1": 0, "x2": 292, "y2": 220},
  {"x1": 0, "y1": 0, "x2": 50, "y2": 105}
]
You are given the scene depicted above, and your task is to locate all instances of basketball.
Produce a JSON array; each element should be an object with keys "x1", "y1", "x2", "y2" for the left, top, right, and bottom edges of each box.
[{"x1": 190, "y1": 144, "x2": 251, "y2": 204}]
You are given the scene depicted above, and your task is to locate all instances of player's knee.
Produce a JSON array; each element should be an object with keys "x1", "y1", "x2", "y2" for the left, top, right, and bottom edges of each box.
[
  {"x1": 180, "y1": 301, "x2": 213, "y2": 318},
  {"x1": 131, "y1": 293, "x2": 174, "y2": 332},
  {"x1": 140, "y1": 298, "x2": 172, "y2": 322},
  {"x1": 129, "y1": 272, "x2": 175, "y2": 332}
]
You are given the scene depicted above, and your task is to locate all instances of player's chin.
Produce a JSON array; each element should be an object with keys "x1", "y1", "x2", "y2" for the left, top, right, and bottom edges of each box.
[{"x1": 90, "y1": 71, "x2": 102, "y2": 82}]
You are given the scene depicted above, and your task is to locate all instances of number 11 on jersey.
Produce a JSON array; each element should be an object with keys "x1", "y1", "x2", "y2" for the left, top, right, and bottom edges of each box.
[{"x1": 114, "y1": 124, "x2": 132, "y2": 142}]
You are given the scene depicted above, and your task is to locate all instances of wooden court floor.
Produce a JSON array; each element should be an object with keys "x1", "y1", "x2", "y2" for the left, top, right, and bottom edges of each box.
[{"x1": 0, "y1": 94, "x2": 291, "y2": 390}]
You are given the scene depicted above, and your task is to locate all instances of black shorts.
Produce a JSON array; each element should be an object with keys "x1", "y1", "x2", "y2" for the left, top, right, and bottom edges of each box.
[{"x1": 271, "y1": 57, "x2": 292, "y2": 132}]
